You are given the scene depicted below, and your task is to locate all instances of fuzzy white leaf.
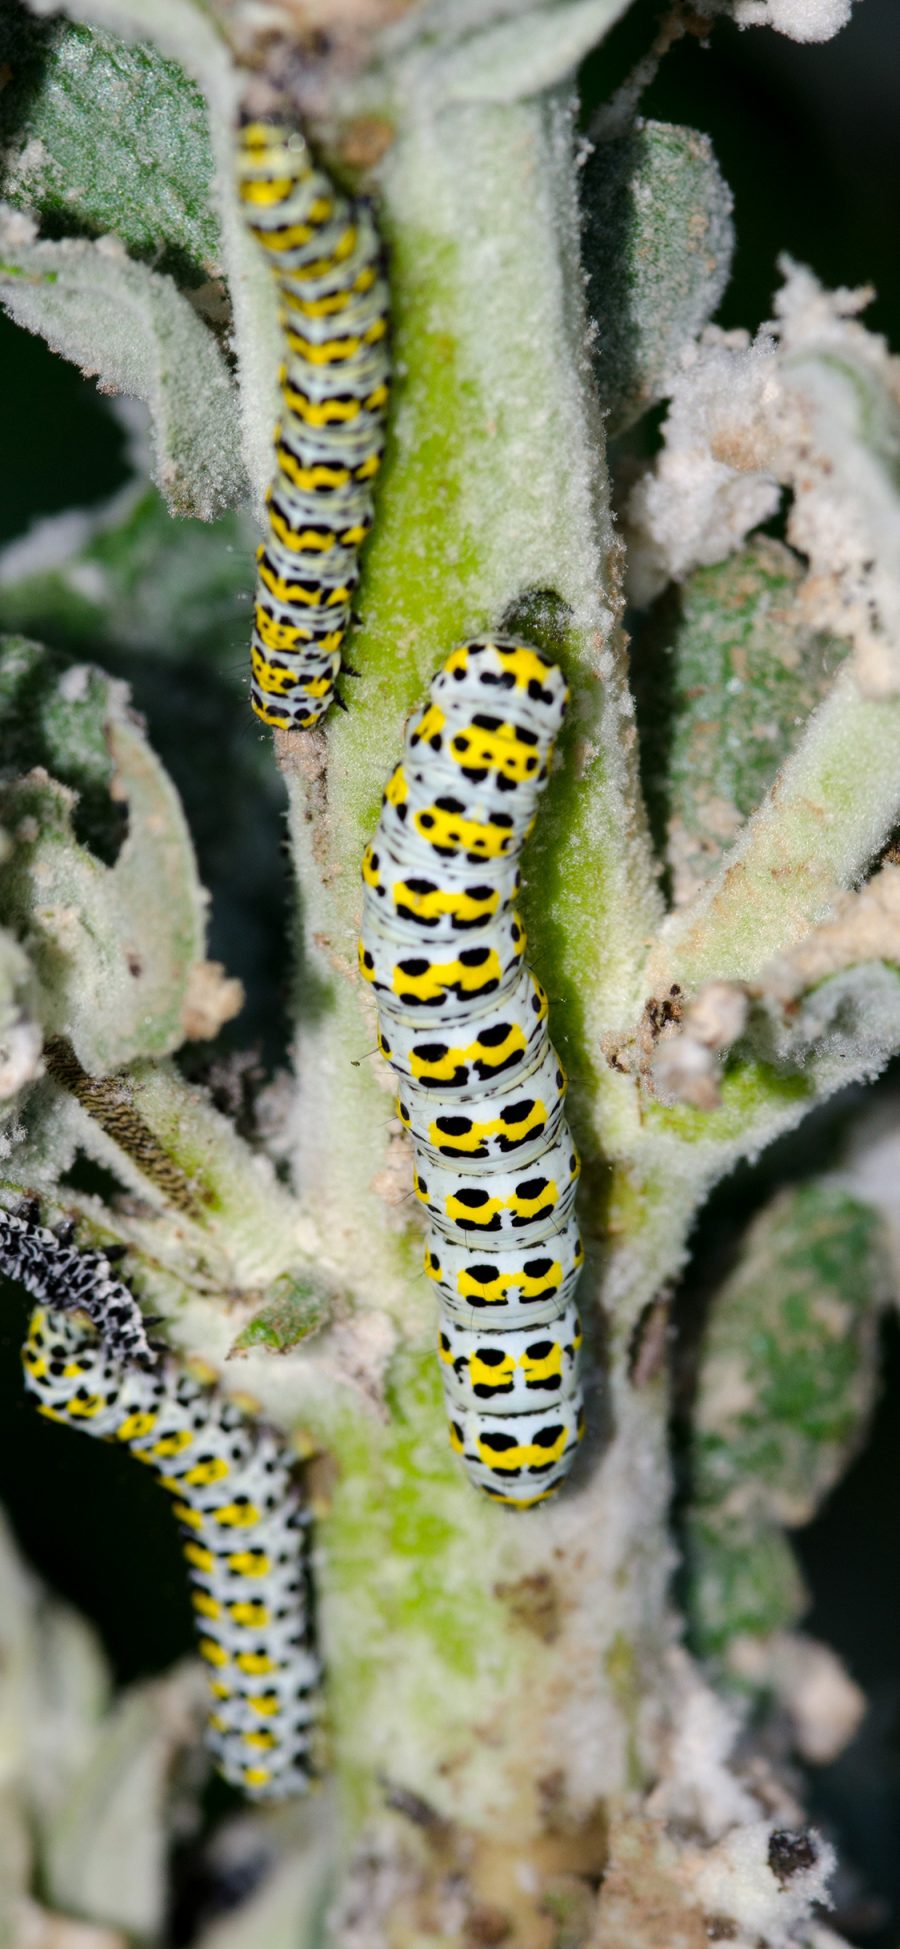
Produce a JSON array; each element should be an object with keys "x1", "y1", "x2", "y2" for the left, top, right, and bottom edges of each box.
[
  {"x1": 628, "y1": 264, "x2": 900, "y2": 699},
  {"x1": 0, "y1": 210, "x2": 244, "y2": 519},
  {"x1": 439, "y1": 0, "x2": 635, "y2": 101},
  {"x1": 0, "y1": 662, "x2": 210, "y2": 1073},
  {"x1": 43, "y1": 1665, "x2": 204, "y2": 1937}
]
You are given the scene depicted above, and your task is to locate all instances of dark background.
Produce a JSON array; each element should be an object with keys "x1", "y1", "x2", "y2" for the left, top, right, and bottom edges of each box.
[{"x1": 0, "y1": 0, "x2": 899, "y2": 1935}]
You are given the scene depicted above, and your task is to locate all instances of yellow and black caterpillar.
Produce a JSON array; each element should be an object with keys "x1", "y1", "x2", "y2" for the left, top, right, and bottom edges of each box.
[
  {"x1": 360, "y1": 638, "x2": 586, "y2": 1507},
  {"x1": 236, "y1": 119, "x2": 390, "y2": 731},
  {"x1": 1, "y1": 1206, "x2": 319, "y2": 1800}
]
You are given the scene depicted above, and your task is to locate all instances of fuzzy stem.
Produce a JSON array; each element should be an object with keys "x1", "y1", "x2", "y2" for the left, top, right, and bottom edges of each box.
[
  {"x1": 282, "y1": 91, "x2": 662, "y2": 1265},
  {"x1": 309, "y1": 1167, "x2": 694, "y2": 1945},
  {"x1": 270, "y1": 94, "x2": 692, "y2": 1941}
]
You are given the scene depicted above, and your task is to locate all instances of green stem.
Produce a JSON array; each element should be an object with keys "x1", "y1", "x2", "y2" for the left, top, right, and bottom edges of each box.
[
  {"x1": 268, "y1": 91, "x2": 690, "y2": 1939},
  {"x1": 283, "y1": 91, "x2": 663, "y2": 1253},
  {"x1": 310, "y1": 1166, "x2": 697, "y2": 1942}
]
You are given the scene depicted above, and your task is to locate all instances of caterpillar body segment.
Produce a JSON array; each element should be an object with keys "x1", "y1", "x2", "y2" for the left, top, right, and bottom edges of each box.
[
  {"x1": 439, "y1": 1298, "x2": 583, "y2": 1413},
  {"x1": 412, "y1": 1129, "x2": 581, "y2": 1245},
  {"x1": 3, "y1": 1209, "x2": 320, "y2": 1800},
  {"x1": 358, "y1": 905, "x2": 527, "y2": 1012},
  {"x1": 0, "y1": 1207, "x2": 151, "y2": 1362},
  {"x1": 430, "y1": 640, "x2": 572, "y2": 719},
  {"x1": 361, "y1": 638, "x2": 586, "y2": 1503},
  {"x1": 375, "y1": 964, "x2": 550, "y2": 1093},
  {"x1": 378, "y1": 768, "x2": 535, "y2": 870},
  {"x1": 424, "y1": 1223, "x2": 586, "y2": 1328},
  {"x1": 448, "y1": 1398, "x2": 585, "y2": 1507},
  {"x1": 236, "y1": 120, "x2": 390, "y2": 730},
  {"x1": 394, "y1": 1041, "x2": 569, "y2": 1166}
]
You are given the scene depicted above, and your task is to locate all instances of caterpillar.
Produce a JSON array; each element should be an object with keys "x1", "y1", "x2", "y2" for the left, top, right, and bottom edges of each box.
[
  {"x1": 0, "y1": 1205, "x2": 319, "y2": 1800},
  {"x1": 359, "y1": 637, "x2": 586, "y2": 1507},
  {"x1": 235, "y1": 118, "x2": 390, "y2": 731}
]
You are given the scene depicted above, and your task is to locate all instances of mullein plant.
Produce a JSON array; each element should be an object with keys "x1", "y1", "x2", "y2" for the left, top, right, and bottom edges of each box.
[{"x1": 0, "y1": 0, "x2": 897, "y2": 1943}]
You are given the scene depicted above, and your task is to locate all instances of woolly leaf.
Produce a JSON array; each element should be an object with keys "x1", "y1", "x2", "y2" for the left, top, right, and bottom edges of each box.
[
  {"x1": 0, "y1": 1507, "x2": 112, "y2": 1917},
  {"x1": 635, "y1": 539, "x2": 846, "y2": 905},
  {"x1": 0, "y1": 488, "x2": 254, "y2": 665},
  {"x1": 0, "y1": 917, "x2": 42, "y2": 1117},
  {"x1": 438, "y1": 0, "x2": 636, "y2": 102},
  {"x1": 0, "y1": 634, "x2": 122, "y2": 848},
  {"x1": 685, "y1": 1181, "x2": 886, "y2": 1662},
  {"x1": 0, "y1": 212, "x2": 244, "y2": 519},
  {"x1": 0, "y1": 495, "x2": 293, "y2": 1052},
  {"x1": 0, "y1": 6, "x2": 219, "y2": 280},
  {"x1": 42, "y1": 1664, "x2": 203, "y2": 1936},
  {"x1": 581, "y1": 120, "x2": 734, "y2": 434},
  {"x1": 0, "y1": 640, "x2": 210, "y2": 1072},
  {"x1": 686, "y1": 1518, "x2": 807, "y2": 1657},
  {"x1": 695, "y1": 1183, "x2": 884, "y2": 1512}
]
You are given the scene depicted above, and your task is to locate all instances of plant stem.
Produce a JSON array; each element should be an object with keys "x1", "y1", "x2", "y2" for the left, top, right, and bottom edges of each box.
[{"x1": 269, "y1": 90, "x2": 690, "y2": 1938}]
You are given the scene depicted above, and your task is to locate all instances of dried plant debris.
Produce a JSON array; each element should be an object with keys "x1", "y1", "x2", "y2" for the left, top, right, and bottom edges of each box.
[
  {"x1": 593, "y1": 1804, "x2": 837, "y2": 1949},
  {"x1": 698, "y1": 0, "x2": 857, "y2": 40},
  {"x1": 627, "y1": 263, "x2": 900, "y2": 700}
]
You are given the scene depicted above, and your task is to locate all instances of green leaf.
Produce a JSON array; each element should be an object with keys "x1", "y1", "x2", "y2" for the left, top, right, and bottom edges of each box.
[
  {"x1": 0, "y1": 639, "x2": 210, "y2": 1072},
  {"x1": 694, "y1": 1182, "x2": 884, "y2": 1512},
  {"x1": 685, "y1": 1181, "x2": 886, "y2": 1662},
  {"x1": 581, "y1": 121, "x2": 734, "y2": 434},
  {"x1": 230, "y1": 1273, "x2": 334, "y2": 1355},
  {"x1": 0, "y1": 211, "x2": 244, "y2": 518},
  {"x1": 635, "y1": 539, "x2": 846, "y2": 905},
  {"x1": 0, "y1": 485, "x2": 253, "y2": 665},
  {"x1": 685, "y1": 1518, "x2": 807, "y2": 1658},
  {"x1": 0, "y1": 4, "x2": 219, "y2": 281}
]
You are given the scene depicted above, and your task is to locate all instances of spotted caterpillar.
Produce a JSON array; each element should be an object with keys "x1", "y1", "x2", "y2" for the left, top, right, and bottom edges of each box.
[
  {"x1": 0, "y1": 1206, "x2": 319, "y2": 1799},
  {"x1": 235, "y1": 119, "x2": 390, "y2": 731},
  {"x1": 360, "y1": 638, "x2": 586, "y2": 1507}
]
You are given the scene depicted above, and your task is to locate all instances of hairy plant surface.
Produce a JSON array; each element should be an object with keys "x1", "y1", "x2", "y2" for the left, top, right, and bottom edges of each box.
[{"x1": 0, "y1": 1, "x2": 896, "y2": 1945}]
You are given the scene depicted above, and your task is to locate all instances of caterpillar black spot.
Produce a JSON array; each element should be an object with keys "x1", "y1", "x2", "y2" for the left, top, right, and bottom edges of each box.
[
  {"x1": 236, "y1": 119, "x2": 390, "y2": 732},
  {"x1": 0, "y1": 1206, "x2": 320, "y2": 1799},
  {"x1": 360, "y1": 638, "x2": 586, "y2": 1507}
]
